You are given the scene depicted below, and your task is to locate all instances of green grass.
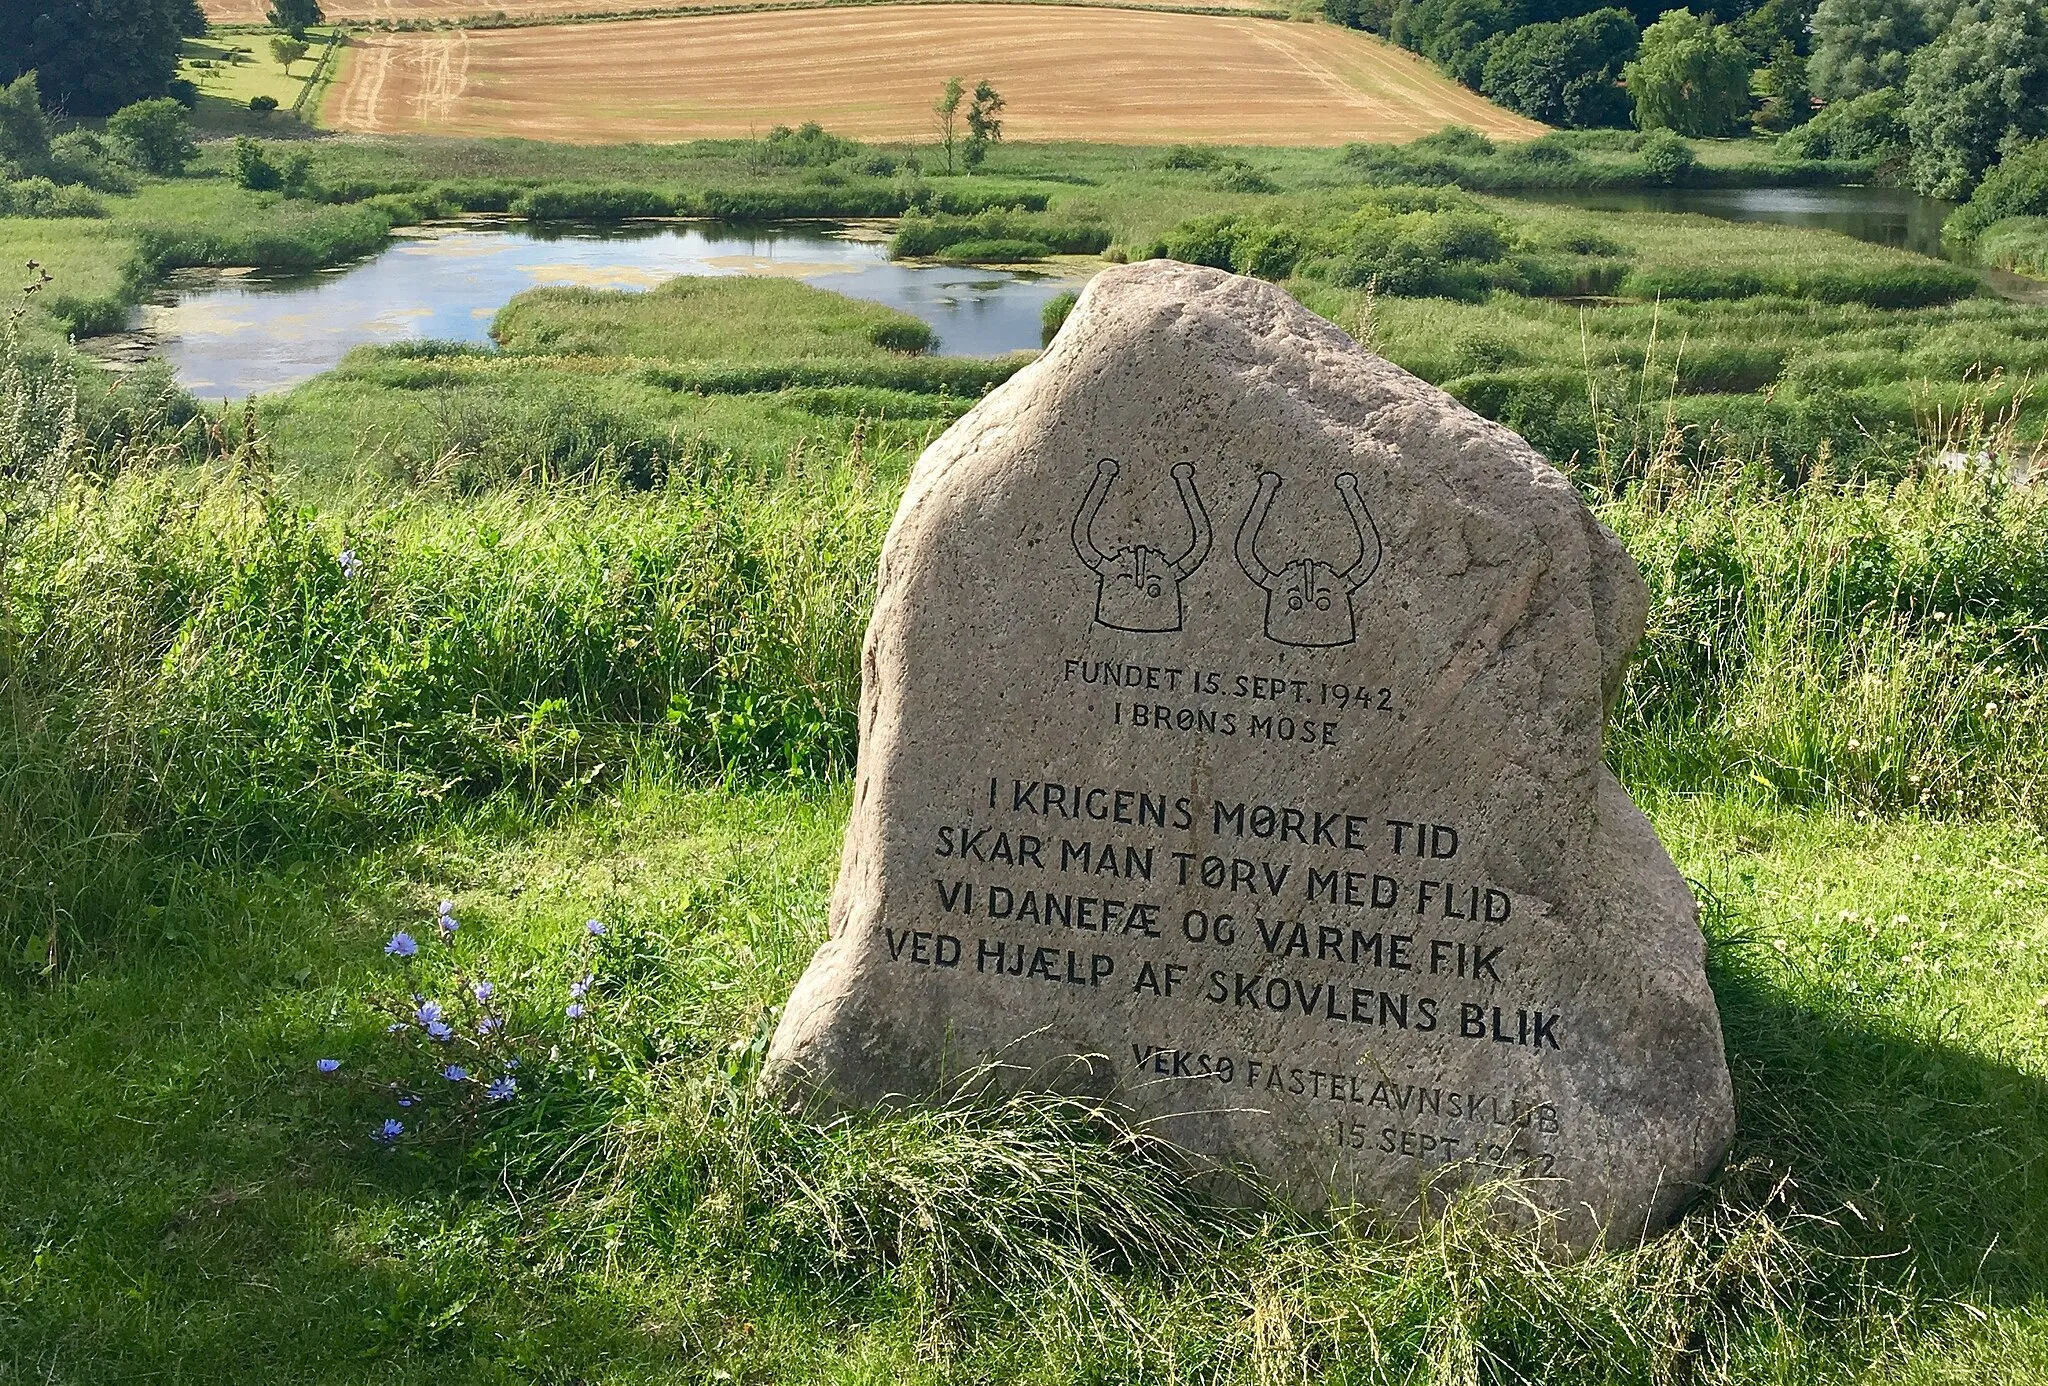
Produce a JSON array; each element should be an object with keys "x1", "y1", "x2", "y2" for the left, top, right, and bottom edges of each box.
[
  {"x1": 1978, "y1": 217, "x2": 2048, "y2": 281},
  {"x1": 180, "y1": 33, "x2": 330, "y2": 110},
  {"x1": 10, "y1": 127, "x2": 2048, "y2": 1381},
  {"x1": 492, "y1": 275, "x2": 937, "y2": 360},
  {"x1": 4, "y1": 784, "x2": 2048, "y2": 1381}
]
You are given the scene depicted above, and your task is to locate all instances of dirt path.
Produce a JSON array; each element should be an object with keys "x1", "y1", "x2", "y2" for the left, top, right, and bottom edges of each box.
[{"x1": 320, "y1": 6, "x2": 1544, "y2": 144}]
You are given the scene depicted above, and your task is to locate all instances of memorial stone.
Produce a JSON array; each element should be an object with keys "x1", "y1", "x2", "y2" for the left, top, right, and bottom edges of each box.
[{"x1": 764, "y1": 260, "x2": 1735, "y2": 1247}]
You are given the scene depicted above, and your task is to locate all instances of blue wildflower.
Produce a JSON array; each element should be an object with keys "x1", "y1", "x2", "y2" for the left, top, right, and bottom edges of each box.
[
  {"x1": 415, "y1": 1000, "x2": 443, "y2": 1025},
  {"x1": 426, "y1": 1020, "x2": 453, "y2": 1041},
  {"x1": 566, "y1": 1002, "x2": 586, "y2": 1020},
  {"x1": 386, "y1": 1022, "x2": 408, "y2": 1033},
  {"x1": 473, "y1": 980, "x2": 494, "y2": 1002},
  {"x1": 339, "y1": 549, "x2": 363, "y2": 580},
  {"x1": 485, "y1": 1077, "x2": 517, "y2": 1101},
  {"x1": 316, "y1": 1058, "x2": 341, "y2": 1074},
  {"x1": 477, "y1": 1016, "x2": 502, "y2": 1035},
  {"x1": 375, "y1": 1117, "x2": 403, "y2": 1142},
  {"x1": 438, "y1": 899, "x2": 455, "y2": 916},
  {"x1": 397, "y1": 1094, "x2": 416, "y2": 1108},
  {"x1": 442, "y1": 1064, "x2": 468, "y2": 1082},
  {"x1": 569, "y1": 975, "x2": 592, "y2": 1000},
  {"x1": 385, "y1": 932, "x2": 418, "y2": 958},
  {"x1": 586, "y1": 919, "x2": 606, "y2": 936}
]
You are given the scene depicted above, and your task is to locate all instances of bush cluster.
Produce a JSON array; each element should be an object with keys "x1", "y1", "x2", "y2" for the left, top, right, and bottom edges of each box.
[
  {"x1": 1151, "y1": 181, "x2": 1980, "y2": 313},
  {"x1": 1340, "y1": 128, "x2": 1860, "y2": 192},
  {"x1": 1151, "y1": 189, "x2": 1624, "y2": 302},
  {"x1": 890, "y1": 208, "x2": 1111, "y2": 260}
]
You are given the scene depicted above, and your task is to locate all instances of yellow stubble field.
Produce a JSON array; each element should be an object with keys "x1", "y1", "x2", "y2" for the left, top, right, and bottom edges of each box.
[
  {"x1": 205, "y1": 0, "x2": 1284, "y2": 24},
  {"x1": 320, "y1": 7, "x2": 1546, "y2": 145}
]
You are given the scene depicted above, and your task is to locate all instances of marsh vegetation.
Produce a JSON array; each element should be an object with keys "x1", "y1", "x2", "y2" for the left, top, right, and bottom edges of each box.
[{"x1": 3, "y1": 58, "x2": 2048, "y2": 1379}]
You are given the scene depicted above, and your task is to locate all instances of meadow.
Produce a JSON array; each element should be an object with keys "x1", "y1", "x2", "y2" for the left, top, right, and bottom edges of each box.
[{"x1": 5, "y1": 115, "x2": 2048, "y2": 1380}]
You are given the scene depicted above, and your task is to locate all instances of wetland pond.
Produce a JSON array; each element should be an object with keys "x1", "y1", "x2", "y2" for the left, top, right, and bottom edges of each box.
[
  {"x1": 1513, "y1": 184, "x2": 2047, "y2": 303},
  {"x1": 149, "y1": 219, "x2": 1088, "y2": 400}
]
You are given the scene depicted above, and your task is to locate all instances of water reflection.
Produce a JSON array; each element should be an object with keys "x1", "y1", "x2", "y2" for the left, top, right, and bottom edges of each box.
[
  {"x1": 151, "y1": 220, "x2": 1088, "y2": 400},
  {"x1": 1514, "y1": 185, "x2": 1959, "y2": 258}
]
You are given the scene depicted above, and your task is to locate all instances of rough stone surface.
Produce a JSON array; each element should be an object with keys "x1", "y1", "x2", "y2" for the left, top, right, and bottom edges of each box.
[{"x1": 764, "y1": 260, "x2": 1734, "y2": 1247}]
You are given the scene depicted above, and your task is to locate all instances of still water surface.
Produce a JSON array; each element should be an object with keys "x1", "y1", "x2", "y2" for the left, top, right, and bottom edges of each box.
[
  {"x1": 154, "y1": 220, "x2": 1085, "y2": 400},
  {"x1": 1512, "y1": 184, "x2": 2047, "y2": 302}
]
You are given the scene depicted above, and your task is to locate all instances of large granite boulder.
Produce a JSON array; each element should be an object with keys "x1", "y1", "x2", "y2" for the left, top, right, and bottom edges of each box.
[{"x1": 764, "y1": 260, "x2": 1734, "y2": 1248}]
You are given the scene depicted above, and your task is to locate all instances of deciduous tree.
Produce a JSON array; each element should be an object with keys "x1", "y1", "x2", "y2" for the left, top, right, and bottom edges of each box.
[
  {"x1": 107, "y1": 95, "x2": 196, "y2": 174},
  {"x1": 964, "y1": 79, "x2": 1004, "y2": 170},
  {"x1": 0, "y1": 73, "x2": 53, "y2": 176},
  {"x1": 0, "y1": 0, "x2": 189, "y2": 115},
  {"x1": 1624, "y1": 8, "x2": 1753, "y2": 136},
  {"x1": 1808, "y1": 0, "x2": 1929, "y2": 101},
  {"x1": 1903, "y1": 0, "x2": 2048, "y2": 198},
  {"x1": 266, "y1": 0, "x2": 324, "y2": 39},
  {"x1": 932, "y1": 76, "x2": 964, "y2": 176},
  {"x1": 1752, "y1": 40, "x2": 1811, "y2": 131},
  {"x1": 1479, "y1": 8, "x2": 1638, "y2": 128}
]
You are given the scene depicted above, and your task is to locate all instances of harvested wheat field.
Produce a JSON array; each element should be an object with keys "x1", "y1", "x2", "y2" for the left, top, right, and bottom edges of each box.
[
  {"x1": 321, "y1": 8, "x2": 1544, "y2": 144},
  {"x1": 206, "y1": 0, "x2": 1281, "y2": 21}
]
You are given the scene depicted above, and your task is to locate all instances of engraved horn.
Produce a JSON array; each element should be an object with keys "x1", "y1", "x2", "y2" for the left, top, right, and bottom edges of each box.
[
  {"x1": 1071, "y1": 458, "x2": 1119, "y2": 575},
  {"x1": 1334, "y1": 473, "x2": 1382, "y2": 591},
  {"x1": 1167, "y1": 462, "x2": 1211, "y2": 580},
  {"x1": 1235, "y1": 470, "x2": 1282, "y2": 592}
]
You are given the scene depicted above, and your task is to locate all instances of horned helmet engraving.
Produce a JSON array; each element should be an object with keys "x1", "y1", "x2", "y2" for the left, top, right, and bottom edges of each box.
[
  {"x1": 1072, "y1": 458, "x2": 1212, "y2": 633},
  {"x1": 1235, "y1": 470, "x2": 1382, "y2": 648}
]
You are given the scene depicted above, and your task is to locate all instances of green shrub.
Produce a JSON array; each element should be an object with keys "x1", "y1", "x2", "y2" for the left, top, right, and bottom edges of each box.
[
  {"x1": 1149, "y1": 144, "x2": 1225, "y2": 170},
  {"x1": 757, "y1": 121, "x2": 860, "y2": 167},
  {"x1": 1213, "y1": 160, "x2": 1278, "y2": 194},
  {"x1": 1409, "y1": 125, "x2": 1496, "y2": 156},
  {"x1": 233, "y1": 136, "x2": 282, "y2": 191},
  {"x1": 105, "y1": 97, "x2": 196, "y2": 175},
  {"x1": 428, "y1": 179, "x2": 523, "y2": 213},
  {"x1": 511, "y1": 184, "x2": 677, "y2": 221},
  {"x1": 1945, "y1": 139, "x2": 2048, "y2": 243},
  {"x1": 866, "y1": 318, "x2": 935, "y2": 353},
  {"x1": 1778, "y1": 86, "x2": 1907, "y2": 162},
  {"x1": 1975, "y1": 216, "x2": 2048, "y2": 278},
  {"x1": 1638, "y1": 131, "x2": 1698, "y2": 185},
  {"x1": 890, "y1": 209, "x2": 1108, "y2": 258},
  {"x1": 248, "y1": 94, "x2": 278, "y2": 114},
  {"x1": 0, "y1": 177, "x2": 103, "y2": 218},
  {"x1": 46, "y1": 131, "x2": 133, "y2": 192},
  {"x1": 933, "y1": 237, "x2": 1050, "y2": 263}
]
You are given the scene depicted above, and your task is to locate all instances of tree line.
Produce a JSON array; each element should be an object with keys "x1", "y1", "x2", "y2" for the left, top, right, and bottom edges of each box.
[
  {"x1": 1, "y1": 0, "x2": 323, "y2": 116},
  {"x1": 1325, "y1": 0, "x2": 2046, "y2": 200}
]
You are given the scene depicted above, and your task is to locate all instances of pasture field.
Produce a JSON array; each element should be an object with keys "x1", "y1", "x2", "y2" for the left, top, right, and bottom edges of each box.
[{"x1": 320, "y1": 9, "x2": 1546, "y2": 144}]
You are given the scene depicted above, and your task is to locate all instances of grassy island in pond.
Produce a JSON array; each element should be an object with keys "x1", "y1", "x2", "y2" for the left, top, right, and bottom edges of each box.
[{"x1": 4, "y1": 91, "x2": 2048, "y2": 1383}]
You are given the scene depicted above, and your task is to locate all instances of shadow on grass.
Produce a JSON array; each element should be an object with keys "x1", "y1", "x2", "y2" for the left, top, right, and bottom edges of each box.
[
  {"x1": 1708, "y1": 943, "x2": 2048, "y2": 1302},
  {"x1": 0, "y1": 859, "x2": 706, "y2": 1384}
]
